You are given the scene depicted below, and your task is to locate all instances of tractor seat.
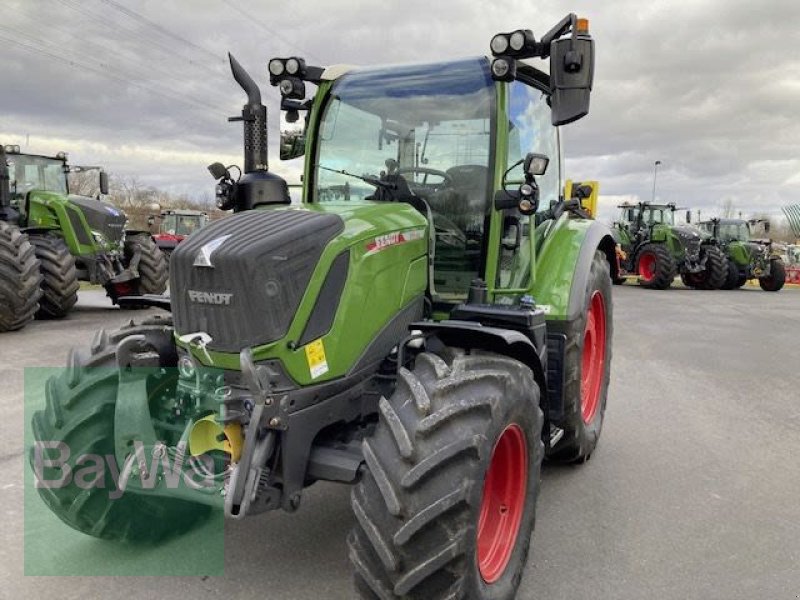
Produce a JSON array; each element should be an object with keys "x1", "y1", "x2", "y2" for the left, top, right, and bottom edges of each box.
[{"x1": 424, "y1": 165, "x2": 489, "y2": 235}]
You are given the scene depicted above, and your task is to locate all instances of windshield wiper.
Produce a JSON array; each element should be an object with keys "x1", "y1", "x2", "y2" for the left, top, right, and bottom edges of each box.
[{"x1": 317, "y1": 164, "x2": 395, "y2": 191}]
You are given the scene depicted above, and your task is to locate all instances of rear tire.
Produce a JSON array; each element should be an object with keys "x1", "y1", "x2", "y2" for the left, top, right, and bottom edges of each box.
[
  {"x1": 28, "y1": 233, "x2": 79, "y2": 318},
  {"x1": 636, "y1": 243, "x2": 675, "y2": 289},
  {"x1": 0, "y1": 221, "x2": 42, "y2": 332},
  {"x1": 29, "y1": 316, "x2": 208, "y2": 541},
  {"x1": 548, "y1": 250, "x2": 613, "y2": 463},
  {"x1": 350, "y1": 351, "x2": 544, "y2": 600},
  {"x1": 759, "y1": 258, "x2": 786, "y2": 292},
  {"x1": 124, "y1": 233, "x2": 167, "y2": 294}
]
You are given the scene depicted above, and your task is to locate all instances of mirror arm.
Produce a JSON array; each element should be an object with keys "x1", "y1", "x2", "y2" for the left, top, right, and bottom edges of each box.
[{"x1": 539, "y1": 13, "x2": 576, "y2": 50}]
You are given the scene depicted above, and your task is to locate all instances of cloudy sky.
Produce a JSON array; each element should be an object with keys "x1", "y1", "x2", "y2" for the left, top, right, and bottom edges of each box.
[{"x1": 1, "y1": 0, "x2": 798, "y2": 222}]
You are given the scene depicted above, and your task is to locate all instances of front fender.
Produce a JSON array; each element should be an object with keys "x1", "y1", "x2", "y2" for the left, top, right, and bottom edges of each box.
[{"x1": 533, "y1": 216, "x2": 617, "y2": 321}]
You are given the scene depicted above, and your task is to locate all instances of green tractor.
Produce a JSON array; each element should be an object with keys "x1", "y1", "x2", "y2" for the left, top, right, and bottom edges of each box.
[
  {"x1": 0, "y1": 146, "x2": 167, "y2": 331},
  {"x1": 699, "y1": 218, "x2": 786, "y2": 291},
  {"x1": 30, "y1": 15, "x2": 617, "y2": 599},
  {"x1": 613, "y1": 201, "x2": 726, "y2": 290}
]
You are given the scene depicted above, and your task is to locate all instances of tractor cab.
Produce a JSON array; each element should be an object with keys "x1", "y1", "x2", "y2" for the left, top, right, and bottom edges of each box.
[
  {"x1": 270, "y1": 56, "x2": 570, "y2": 307},
  {"x1": 617, "y1": 202, "x2": 677, "y2": 232}
]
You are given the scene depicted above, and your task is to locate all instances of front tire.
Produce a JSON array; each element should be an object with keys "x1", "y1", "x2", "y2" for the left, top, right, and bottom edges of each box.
[
  {"x1": 0, "y1": 221, "x2": 42, "y2": 332},
  {"x1": 29, "y1": 317, "x2": 207, "y2": 541},
  {"x1": 636, "y1": 243, "x2": 675, "y2": 289},
  {"x1": 548, "y1": 250, "x2": 613, "y2": 463},
  {"x1": 28, "y1": 233, "x2": 79, "y2": 318},
  {"x1": 350, "y1": 351, "x2": 544, "y2": 600},
  {"x1": 683, "y1": 245, "x2": 726, "y2": 290},
  {"x1": 124, "y1": 233, "x2": 168, "y2": 294},
  {"x1": 721, "y1": 259, "x2": 739, "y2": 290},
  {"x1": 759, "y1": 258, "x2": 786, "y2": 292}
]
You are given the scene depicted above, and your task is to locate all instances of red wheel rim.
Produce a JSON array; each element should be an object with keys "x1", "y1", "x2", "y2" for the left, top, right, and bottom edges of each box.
[
  {"x1": 638, "y1": 253, "x2": 656, "y2": 282},
  {"x1": 477, "y1": 424, "x2": 528, "y2": 583},
  {"x1": 581, "y1": 291, "x2": 607, "y2": 424}
]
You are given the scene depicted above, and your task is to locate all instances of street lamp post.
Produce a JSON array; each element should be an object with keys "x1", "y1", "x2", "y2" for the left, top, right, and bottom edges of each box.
[{"x1": 651, "y1": 160, "x2": 661, "y2": 202}]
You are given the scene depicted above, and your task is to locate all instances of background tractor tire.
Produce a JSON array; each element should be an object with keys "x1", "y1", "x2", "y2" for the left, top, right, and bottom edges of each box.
[
  {"x1": 686, "y1": 246, "x2": 727, "y2": 290},
  {"x1": 124, "y1": 233, "x2": 168, "y2": 294},
  {"x1": 349, "y1": 350, "x2": 544, "y2": 600},
  {"x1": 721, "y1": 259, "x2": 739, "y2": 290},
  {"x1": 28, "y1": 233, "x2": 79, "y2": 319},
  {"x1": 548, "y1": 250, "x2": 613, "y2": 464},
  {"x1": 635, "y1": 243, "x2": 675, "y2": 289},
  {"x1": 0, "y1": 221, "x2": 42, "y2": 332},
  {"x1": 29, "y1": 316, "x2": 208, "y2": 542},
  {"x1": 759, "y1": 258, "x2": 786, "y2": 292}
]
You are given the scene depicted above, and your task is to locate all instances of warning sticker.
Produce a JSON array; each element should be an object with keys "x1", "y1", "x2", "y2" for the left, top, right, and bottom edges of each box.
[{"x1": 305, "y1": 338, "x2": 329, "y2": 379}]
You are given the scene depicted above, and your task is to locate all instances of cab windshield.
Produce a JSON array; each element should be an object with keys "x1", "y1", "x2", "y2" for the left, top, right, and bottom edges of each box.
[
  {"x1": 718, "y1": 222, "x2": 750, "y2": 242},
  {"x1": 162, "y1": 214, "x2": 205, "y2": 236},
  {"x1": 643, "y1": 207, "x2": 674, "y2": 225},
  {"x1": 315, "y1": 58, "x2": 493, "y2": 204},
  {"x1": 5, "y1": 155, "x2": 68, "y2": 201}
]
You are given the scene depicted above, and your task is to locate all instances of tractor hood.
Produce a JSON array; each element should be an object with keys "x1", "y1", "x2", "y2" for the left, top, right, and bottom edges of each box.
[
  {"x1": 746, "y1": 241, "x2": 770, "y2": 257},
  {"x1": 67, "y1": 194, "x2": 126, "y2": 245},
  {"x1": 170, "y1": 208, "x2": 344, "y2": 353},
  {"x1": 671, "y1": 225, "x2": 706, "y2": 241}
]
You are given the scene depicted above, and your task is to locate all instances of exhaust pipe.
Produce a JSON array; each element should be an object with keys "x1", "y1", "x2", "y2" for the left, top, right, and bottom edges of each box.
[
  {"x1": 210, "y1": 54, "x2": 289, "y2": 212},
  {"x1": 229, "y1": 53, "x2": 268, "y2": 173}
]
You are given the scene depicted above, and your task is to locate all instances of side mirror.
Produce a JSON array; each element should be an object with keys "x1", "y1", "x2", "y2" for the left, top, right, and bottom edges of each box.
[
  {"x1": 764, "y1": 221, "x2": 771, "y2": 233},
  {"x1": 549, "y1": 26, "x2": 594, "y2": 126},
  {"x1": 685, "y1": 210, "x2": 691, "y2": 224},
  {"x1": 99, "y1": 171, "x2": 109, "y2": 195},
  {"x1": 280, "y1": 109, "x2": 306, "y2": 160},
  {"x1": 147, "y1": 215, "x2": 155, "y2": 227}
]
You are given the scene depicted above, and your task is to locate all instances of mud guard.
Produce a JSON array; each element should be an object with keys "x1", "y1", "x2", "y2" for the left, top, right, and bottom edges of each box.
[
  {"x1": 533, "y1": 217, "x2": 618, "y2": 321},
  {"x1": 410, "y1": 320, "x2": 548, "y2": 418}
]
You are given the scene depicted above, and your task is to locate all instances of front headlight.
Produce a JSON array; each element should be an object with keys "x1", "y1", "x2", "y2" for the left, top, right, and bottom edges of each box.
[{"x1": 178, "y1": 354, "x2": 196, "y2": 380}]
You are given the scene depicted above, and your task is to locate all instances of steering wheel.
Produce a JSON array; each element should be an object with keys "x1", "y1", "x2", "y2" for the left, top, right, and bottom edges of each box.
[{"x1": 397, "y1": 167, "x2": 453, "y2": 193}]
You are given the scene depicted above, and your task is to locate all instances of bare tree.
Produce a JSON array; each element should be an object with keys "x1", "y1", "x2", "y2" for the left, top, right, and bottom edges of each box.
[
  {"x1": 68, "y1": 170, "x2": 101, "y2": 197},
  {"x1": 719, "y1": 197, "x2": 736, "y2": 218}
]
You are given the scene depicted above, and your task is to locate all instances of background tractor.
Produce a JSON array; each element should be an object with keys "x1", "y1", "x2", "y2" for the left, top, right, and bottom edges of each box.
[
  {"x1": 0, "y1": 145, "x2": 167, "y2": 332},
  {"x1": 30, "y1": 15, "x2": 616, "y2": 599},
  {"x1": 148, "y1": 208, "x2": 209, "y2": 260},
  {"x1": 699, "y1": 218, "x2": 786, "y2": 291},
  {"x1": 613, "y1": 201, "x2": 726, "y2": 290}
]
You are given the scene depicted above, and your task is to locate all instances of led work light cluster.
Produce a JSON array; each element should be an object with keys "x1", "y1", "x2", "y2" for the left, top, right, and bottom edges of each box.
[
  {"x1": 268, "y1": 57, "x2": 308, "y2": 99},
  {"x1": 267, "y1": 56, "x2": 325, "y2": 109},
  {"x1": 3, "y1": 144, "x2": 20, "y2": 154}
]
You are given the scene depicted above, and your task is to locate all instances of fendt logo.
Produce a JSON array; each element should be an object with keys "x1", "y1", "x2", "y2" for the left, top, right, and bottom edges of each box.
[{"x1": 187, "y1": 290, "x2": 233, "y2": 305}]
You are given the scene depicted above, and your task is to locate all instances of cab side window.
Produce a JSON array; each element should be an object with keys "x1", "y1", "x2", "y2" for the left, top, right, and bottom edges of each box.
[{"x1": 507, "y1": 82, "x2": 560, "y2": 210}]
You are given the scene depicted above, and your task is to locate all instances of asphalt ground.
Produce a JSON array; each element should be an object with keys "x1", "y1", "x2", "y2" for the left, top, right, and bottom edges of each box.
[{"x1": 2, "y1": 285, "x2": 799, "y2": 599}]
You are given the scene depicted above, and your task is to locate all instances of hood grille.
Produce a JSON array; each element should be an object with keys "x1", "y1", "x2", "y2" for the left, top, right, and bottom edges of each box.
[{"x1": 170, "y1": 209, "x2": 344, "y2": 353}]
